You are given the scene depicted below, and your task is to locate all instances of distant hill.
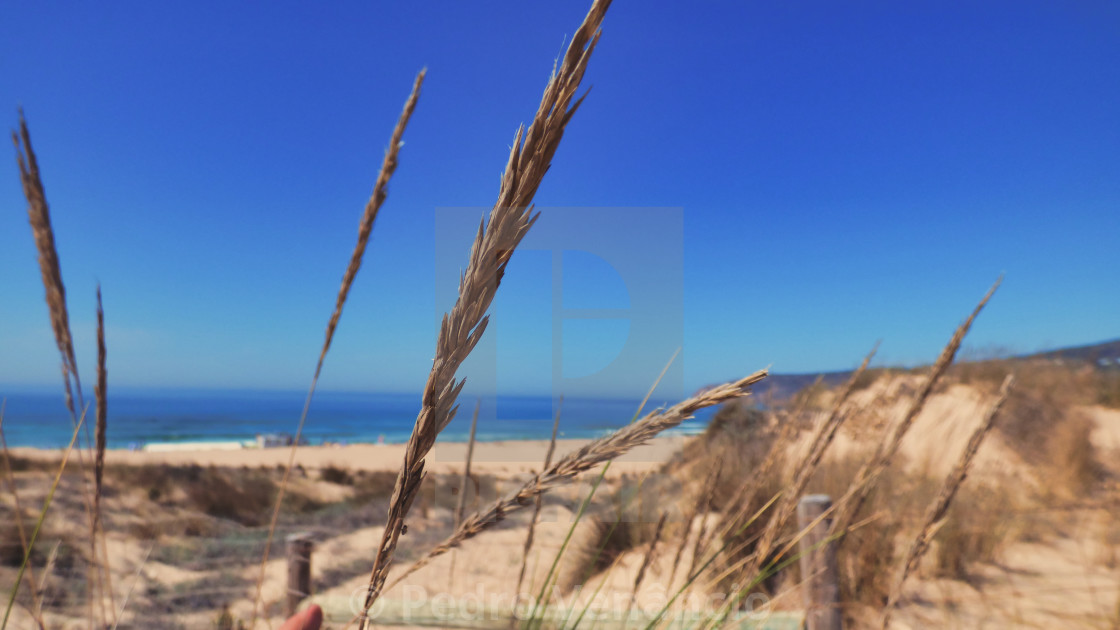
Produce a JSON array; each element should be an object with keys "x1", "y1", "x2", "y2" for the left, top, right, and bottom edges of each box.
[
  {"x1": 747, "y1": 371, "x2": 852, "y2": 403},
  {"x1": 752, "y1": 337, "x2": 1120, "y2": 403},
  {"x1": 1026, "y1": 338, "x2": 1120, "y2": 367}
]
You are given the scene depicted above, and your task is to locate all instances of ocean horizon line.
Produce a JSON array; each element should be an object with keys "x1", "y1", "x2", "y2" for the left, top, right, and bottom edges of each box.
[
  {"x1": 0, "y1": 382, "x2": 668, "y2": 403},
  {"x1": 0, "y1": 388, "x2": 714, "y2": 450}
]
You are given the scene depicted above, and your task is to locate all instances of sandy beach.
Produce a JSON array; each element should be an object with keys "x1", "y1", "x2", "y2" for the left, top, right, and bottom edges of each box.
[{"x1": 10, "y1": 435, "x2": 690, "y2": 477}]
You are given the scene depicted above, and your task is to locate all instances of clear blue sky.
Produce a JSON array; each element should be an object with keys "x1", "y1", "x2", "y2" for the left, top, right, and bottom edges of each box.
[{"x1": 2, "y1": 1, "x2": 1117, "y2": 399}]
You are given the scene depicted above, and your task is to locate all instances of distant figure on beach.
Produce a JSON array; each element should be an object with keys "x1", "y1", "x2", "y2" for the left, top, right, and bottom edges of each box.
[{"x1": 377, "y1": 434, "x2": 385, "y2": 445}]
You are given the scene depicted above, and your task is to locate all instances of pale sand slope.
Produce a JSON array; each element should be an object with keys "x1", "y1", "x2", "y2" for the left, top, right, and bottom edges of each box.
[
  {"x1": 809, "y1": 377, "x2": 1033, "y2": 482},
  {"x1": 891, "y1": 518, "x2": 1120, "y2": 629},
  {"x1": 1082, "y1": 404, "x2": 1120, "y2": 454},
  {"x1": 11, "y1": 436, "x2": 689, "y2": 477}
]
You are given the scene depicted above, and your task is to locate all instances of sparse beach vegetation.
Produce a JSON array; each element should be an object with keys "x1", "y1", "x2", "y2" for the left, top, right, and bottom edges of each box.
[{"x1": 3, "y1": 0, "x2": 1119, "y2": 628}]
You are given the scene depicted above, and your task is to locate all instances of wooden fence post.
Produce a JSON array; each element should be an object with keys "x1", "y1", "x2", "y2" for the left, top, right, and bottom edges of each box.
[
  {"x1": 287, "y1": 533, "x2": 314, "y2": 616},
  {"x1": 797, "y1": 494, "x2": 842, "y2": 630}
]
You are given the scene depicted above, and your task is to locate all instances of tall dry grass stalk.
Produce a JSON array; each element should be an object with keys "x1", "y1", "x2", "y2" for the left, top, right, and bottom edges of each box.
[
  {"x1": 379, "y1": 370, "x2": 768, "y2": 595},
  {"x1": 738, "y1": 345, "x2": 878, "y2": 579},
  {"x1": 13, "y1": 112, "x2": 110, "y2": 626},
  {"x1": 357, "y1": 2, "x2": 612, "y2": 622},
  {"x1": 33, "y1": 542, "x2": 59, "y2": 624},
  {"x1": 453, "y1": 400, "x2": 481, "y2": 530},
  {"x1": 249, "y1": 71, "x2": 425, "y2": 625},
  {"x1": 830, "y1": 278, "x2": 1001, "y2": 538},
  {"x1": 110, "y1": 541, "x2": 153, "y2": 630},
  {"x1": 448, "y1": 400, "x2": 480, "y2": 587},
  {"x1": 94, "y1": 286, "x2": 108, "y2": 517},
  {"x1": 879, "y1": 374, "x2": 1014, "y2": 630},
  {"x1": 93, "y1": 286, "x2": 116, "y2": 618},
  {"x1": 624, "y1": 512, "x2": 667, "y2": 624},
  {"x1": 684, "y1": 464, "x2": 722, "y2": 584},
  {"x1": 514, "y1": 400, "x2": 563, "y2": 599},
  {"x1": 13, "y1": 112, "x2": 82, "y2": 409},
  {"x1": 668, "y1": 465, "x2": 719, "y2": 588}
]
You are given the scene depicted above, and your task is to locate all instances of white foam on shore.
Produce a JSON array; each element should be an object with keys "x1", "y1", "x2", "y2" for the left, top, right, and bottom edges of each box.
[{"x1": 141, "y1": 440, "x2": 251, "y2": 453}]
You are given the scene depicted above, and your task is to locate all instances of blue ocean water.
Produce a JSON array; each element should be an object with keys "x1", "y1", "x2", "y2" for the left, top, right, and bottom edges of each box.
[{"x1": 0, "y1": 388, "x2": 713, "y2": 449}]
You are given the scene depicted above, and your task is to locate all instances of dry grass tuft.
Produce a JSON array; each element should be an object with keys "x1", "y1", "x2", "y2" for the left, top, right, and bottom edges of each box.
[
  {"x1": 320, "y1": 464, "x2": 355, "y2": 486},
  {"x1": 929, "y1": 485, "x2": 1018, "y2": 579},
  {"x1": 188, "y1": 468, "x2": 278, "y2": 526},
  {"x1": 793, "y1": 451, "x2": 1024, "y2": 618},
  {"x1": 739, "y1": 345, "x2": 879, "y2": 582},
  {"x1": 994, "y1": 371, "x2": 1106, "y2": 498},
  {"x1": 1048, "y1": 412, "x2": 1104, "y2": 497}
]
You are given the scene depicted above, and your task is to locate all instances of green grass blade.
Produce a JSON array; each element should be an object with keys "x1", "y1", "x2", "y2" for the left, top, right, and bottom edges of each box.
[{"x1": 524, "y1": 350, "x2": 680, "y2": 630}]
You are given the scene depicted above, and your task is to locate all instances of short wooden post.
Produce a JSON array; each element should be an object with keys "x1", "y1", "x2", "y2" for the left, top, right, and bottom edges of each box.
[
  {"x1": 286, "y1": 533, "x2": 314, "y2": 616},
  {"x1": 797, "y1": 495, "x2": 843, "y2": 630}
]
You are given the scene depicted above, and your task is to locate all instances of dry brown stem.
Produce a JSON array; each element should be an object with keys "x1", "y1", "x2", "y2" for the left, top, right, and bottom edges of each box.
[
  {"x1": 880, "y1": 374, "x2": 1014, "y2": 629},
  {"x1": 685, "y1": 463, "x2": 723, "y2": 583},
  {"x1": 515, "y1": 400, "x2": 563, "y2": 599},
  {"x1": 448, "y1": 400, "x2": 480, "y2": 588},
  {"x1": 93, "y1": 285, "x2": 116, "y2": 618},
  {"x1": 453, "y1": 401, "x2": 481, "y2": 530},
  {"x1": 94, "y1": 287, "x2": 108, "y2": 520},
  {"x1": 830, "y1": 278, "x2": 1001, "y2": 538},
  {"x1": 624, "y1": 511, "x2": 667, "y2": 623},
  {"x1": 668, "y1": 467, "x2": 714, "y2": 589}
]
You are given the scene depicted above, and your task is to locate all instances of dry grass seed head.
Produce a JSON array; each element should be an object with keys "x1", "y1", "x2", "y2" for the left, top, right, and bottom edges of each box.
[
  {"x1": 250, "y1": 70, "x2": 425, "y2": 626},
  {"x1": 360, "y1": 1, "x2": 614, "y2": 617},
  {"x1": 830, "y1": 278, "x2": 1001, "y2": 537}
]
